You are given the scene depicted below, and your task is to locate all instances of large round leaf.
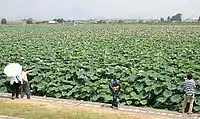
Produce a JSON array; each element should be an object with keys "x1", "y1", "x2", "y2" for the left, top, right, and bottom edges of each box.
[
  {"x1": 135, "y1": 83, "x2": 144, "y2": 92},
  {"x1": 121, "y1": 94, "x2": 130, "y2": 100},
  {"x1": 154, "y1": 87, "x2": 162, "y2": 95},
  {"x1": 137, "y1": 70, "x2": 146, "y2": 77},
  {"x1": 163, "y1": 90, "x2": 172, "y2": 98},
  {"x1": 91, "y1": 95, "x2": 99, "y2": 101},
  {"x1": 130, "y1": 92, "x2": 140, "y2": 100},
  {"x1": 126, "y1": 101, "x2": 132, "y2": 105},
  {"x1": 195, "y1": 98, "x2": 200, "y2": 106},
  {"x1": 145, "y1": 79, "x2": 152, "y2": 86},
  {"x1": 195, "y1": 89, "x2": 200, "y2": 95},
  {"x1": 139, "y1": 91, "x2": 149, "y2": 99},
  {"x1": 126, "y1": 87, "x2": 133, "y2": 92},
  {"x1": 140, "y1": 100, "x2": 147, "y2": 105},
  {"x1": 157, "y1": 97, "x2": 167, "y2": 103},
  {"x1": 134, "y1": 101, "x2": 140, "y2": 105},
  {"x1": 54, "y1": 93, "x2": 62, "y2": 98},
  {"x1": 0, "y1": 87, "x2": 7, "y2": 92},
  {"x1": 103, "y1": 94, "x2": 113, "y2": 102},
  {"x1": 144, "y1": 86, "x2": 153, "y2": 92},
  {"x1": 194, "y1": 106, "x2": 200, "y2": 112},
  {"x1": 166, "y1": 83, "x2": 177, "y2": 90},
  {"x1": 170, "y1": 95, "x2": 181, "y2": 103}
]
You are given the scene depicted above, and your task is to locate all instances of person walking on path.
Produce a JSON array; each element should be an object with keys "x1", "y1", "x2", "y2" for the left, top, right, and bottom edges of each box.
[
  {"x1": 182, "y1": 74, "x2": 196, "y2": 114},
  {"x1": 21, "y1": 66, "x2": 32, "y2": 99},
  {"x1": 4, "y1": 63, "x2": 23, "y2": 99},
  {"x1": 109, "y1": 76, "x2": 121, "y2": 109},
  {"x1": 9, "y1": 75, "x2": 23, "y2": 99}
]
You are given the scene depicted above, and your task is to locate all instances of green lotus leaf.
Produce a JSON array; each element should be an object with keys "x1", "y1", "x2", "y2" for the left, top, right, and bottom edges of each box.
[
  {"x1": 195, "y1": 98, "x2": 200, "y2": 106},
  {"x1": 157, "y1": 97, "x2": 167, "y2": 103},
  {"x1": 140, "y1": 100, "x2": 147, "y2": 105},
  {"x1": 154, "y1": 87, "x2": 163, "y2": 95},
  {"x1": 126, "y1": 101, "x2": 132, "y2": 105},
  {"x1": 170, "y1": 95, "x2": 181, "y2": 103},
  {"x1": 163, "y1": 90, "x2": 172, "y2": 98},
  {"x1": 130, "y1": 92, "x2": 140, "y2": 100},
  {"x1": 193, "y1": 106, "x2": 200, "y2": 112}
]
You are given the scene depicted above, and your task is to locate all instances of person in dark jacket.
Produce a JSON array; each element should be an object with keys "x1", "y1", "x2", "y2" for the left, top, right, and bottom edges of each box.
[
  {"x1": 9, "y1": 75, "x2": 22, "y2": 99},
  {"x1": 109, "y1": 76, "x2": 121, "y2": 109}
]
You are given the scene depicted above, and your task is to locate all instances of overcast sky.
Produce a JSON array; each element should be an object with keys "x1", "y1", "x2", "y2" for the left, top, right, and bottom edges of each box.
[{"x1": 0, "y1": 0, "x2": 199, "y2": 21}]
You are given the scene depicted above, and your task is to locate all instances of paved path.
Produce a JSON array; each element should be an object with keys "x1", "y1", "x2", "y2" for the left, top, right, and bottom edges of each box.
[
  {"x1": 0, "y1": 115, "x2": 24, "y2": 119},
  {"x1": 0, "y1": 93, "x2": 200, "y2": 119}
]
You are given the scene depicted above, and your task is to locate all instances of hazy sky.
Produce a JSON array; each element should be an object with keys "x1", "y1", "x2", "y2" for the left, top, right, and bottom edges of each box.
[{"x1": 0, "y1": 0, "x2": 199, "y2": 21}]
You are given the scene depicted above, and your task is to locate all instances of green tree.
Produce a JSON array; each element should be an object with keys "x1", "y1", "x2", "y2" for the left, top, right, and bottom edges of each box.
[
  {"x1": 1, "y1": 18, "x2": 7, "y2": 24},
  {"x1": 97, "y1": 20, "x2": 106, "y2": 24},
  {"x1": 53, "y1": 18, "x2": 64, "y2": 24},
  {"x1": 167, "y1": 16, "x2": 171, "y2": 22},
  {"x1": 171, "y1": 13, "x2": 182, "y2": 22},
  {"x1": 21, "y1": 19, "x2": 26, "y2": 23},
  {"x1": 118, "y1": 20, "x2": 124, "y2": 24},
  {"x1": 160, "y1": 18, "x2": 165, "y2": 23},
  {"x1": 26, "y1": 18, "x2": 33, "y2": 24},
  {"x1": 198, "y1": 17, "x2": 200, "y2": 22}
]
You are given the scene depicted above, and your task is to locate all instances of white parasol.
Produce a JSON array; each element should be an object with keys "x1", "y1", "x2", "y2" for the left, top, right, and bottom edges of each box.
[{"x1": 3, "y1": 63, "x2": 22, "y2": 77}]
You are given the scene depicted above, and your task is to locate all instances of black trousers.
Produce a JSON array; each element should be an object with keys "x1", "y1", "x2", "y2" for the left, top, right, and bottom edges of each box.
[
  {"x1": 112, "y1": 93, "x2": 119, "y2": 107},
  {"x1": 21, "y1": 82, "x2": 31, "y2": 99},
  {"x1": 11, "y1": 82, "x2": 21, "y2": 98}
]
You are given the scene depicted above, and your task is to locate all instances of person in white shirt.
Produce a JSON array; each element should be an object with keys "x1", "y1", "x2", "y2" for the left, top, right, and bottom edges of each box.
[{"x1": 21, "y1": 66, "x2": 32, "y2": 99}]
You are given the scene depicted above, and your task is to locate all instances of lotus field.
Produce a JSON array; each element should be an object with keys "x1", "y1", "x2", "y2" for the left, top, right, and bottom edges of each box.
[{"x1": 0, "y1": 24, "x2": 200, "y2": 112}]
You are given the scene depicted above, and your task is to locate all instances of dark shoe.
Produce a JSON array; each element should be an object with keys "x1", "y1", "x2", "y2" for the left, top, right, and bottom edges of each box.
[
  {"x1": 20, "y1": 94, "x2": 24, "y2": 98},
  {"x1": 11, "y1": 97, "x2": 15, "y2": 100},
  {"x1": 27, "y1": 96, "x2": 31, "y2": 99},
  {"x1": 111, "y1": 106, "x2": 118, "y2": 110}
]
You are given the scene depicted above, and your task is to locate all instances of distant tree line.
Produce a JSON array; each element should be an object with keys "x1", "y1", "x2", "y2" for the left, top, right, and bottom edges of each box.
[
  {"x1": 21, "y1": 18, "x2": 33, "y2": 24},
  {"x1": 160, "y1": 13, "x2": 198, "y2": 23},
  {"x1": 166, "y1": 14, "x2": 200, "y2": 22},
  {"x1": 1, "y1": 15, "x2": 200, "y2": 25},
  {"x1": 21, "y1": 18, "x2": 66, "y2": 24}
]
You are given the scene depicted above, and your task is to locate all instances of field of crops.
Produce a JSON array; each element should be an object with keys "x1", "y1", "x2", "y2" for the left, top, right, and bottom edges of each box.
[{"x1": 0, "y1": 24, "x2": 200, "y2": 112}]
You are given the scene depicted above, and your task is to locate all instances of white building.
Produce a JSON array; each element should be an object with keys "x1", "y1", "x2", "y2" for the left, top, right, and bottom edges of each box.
[{"x1": 48, "y1": 21, "x2": 57, "y2": 24}]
